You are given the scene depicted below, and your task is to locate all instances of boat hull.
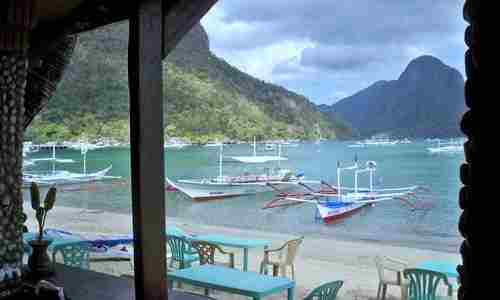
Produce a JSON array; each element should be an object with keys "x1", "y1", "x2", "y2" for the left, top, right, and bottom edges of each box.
[
  {"x1": 167, "y1": 178, "x2": 295, "y2": 200},
  {"x1": 23, "y1": 165, "x2": 116, "y2": 187},
  {"x1": 230, "y1": 156, "x2": 288, "y2": 163},
  {"x1": 316, "y1": 201, "x2": 368, "y2": 222},
  {"x1": 427, "y1": 146, "x2": 462, "y2": 153}
]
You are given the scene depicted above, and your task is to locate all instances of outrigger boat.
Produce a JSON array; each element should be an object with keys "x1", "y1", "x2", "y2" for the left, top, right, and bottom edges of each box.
[
  {"x1": 263, "y1": 159, "x2": 432, "y2": 223},
  {"x1": 23, "y1": 166, "x2": 116, "y2": 187},
  {"x1": 23, "y1": 143, "x2": 120, "y2": 187},
  {"x1": 427, "y1": 139, "x2": 462, "y2": 154},
  {"x1": 231, "y1": 137, "x2": 288, "y2": 163},
  {"x1": 348, "y1": 136, "x2": 398, "y2": 147},
  {"x1": 30, "y1": 143, "x2": 75, "y2": 163},
  {"x1": 167, "y1": 144, "x2": 302, "y2": 200}
]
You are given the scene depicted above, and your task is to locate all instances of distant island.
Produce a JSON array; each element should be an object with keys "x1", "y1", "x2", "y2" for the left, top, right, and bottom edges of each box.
[
  {"x1": 26, "y1": 23, "x2": 352, "y2": 145},
  {"x1": 318, "y1": 55, "x2": 466, "y2": 138}
]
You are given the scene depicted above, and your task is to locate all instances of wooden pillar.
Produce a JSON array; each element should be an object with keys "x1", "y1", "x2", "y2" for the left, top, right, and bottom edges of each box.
[
  {"x1": 459, "y1": 1, "x2": 478, "y2": 299},
  {"x1": 128, "y1": 0, "x2": 166, "y2": 299}
]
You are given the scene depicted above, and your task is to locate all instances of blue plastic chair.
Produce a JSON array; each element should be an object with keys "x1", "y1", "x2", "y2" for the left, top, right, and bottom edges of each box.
[
  {"x1": 167, "y1": 226, "x2": 189, "y2": 237},
  {"x1": 303, "y1": 281, "x2": 343, "y2": 300},
  {"x1": 403, "y1": 268, "x2": 453, "y2": 300},
  {"x1": 52, "y1": 241, "x2": 91, "y2": 269},
  {"x1": 166, "y1": 235, "x2": 199, "y2": 269}
]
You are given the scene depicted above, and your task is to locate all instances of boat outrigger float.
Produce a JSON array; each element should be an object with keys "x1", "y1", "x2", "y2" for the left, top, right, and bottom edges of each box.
[{"x1": 263, "y1": 159, "x2": 434, "y2": 223}]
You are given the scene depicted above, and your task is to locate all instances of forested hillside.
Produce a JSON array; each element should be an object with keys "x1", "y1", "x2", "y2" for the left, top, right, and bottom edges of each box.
[{"x1": 27, "y1": 22, "x2": 352, "y2": 144}]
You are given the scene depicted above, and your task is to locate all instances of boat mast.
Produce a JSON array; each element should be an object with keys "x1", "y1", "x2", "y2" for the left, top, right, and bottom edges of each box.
[
  {"x1": 51, "y1": 143, "x2": 56, "y2": 174},
  {"x1": 337, "y1": 161, "x2": 341, "y2": 200},
  {"x1": 81, "y1": 142, "x2": 88, "y2": 175},
  {"x1": 253, "y1": 136, "x2": 256, "y2": 156},
  {"x1": 218, "y1": 143, "x2": 223, "y2": 182},
  {"x1": 277, "y1": 143, "x2": 281, "y2": 168},
  {"x1": 369, "y1": 168, "x2": 373, "y2": 192},
  {"x1": 354, "y1": 155, "x2": 358, "y2": 193},
  {"x1": 354, "y1": 169, "x2": 358, "y2": 194}
]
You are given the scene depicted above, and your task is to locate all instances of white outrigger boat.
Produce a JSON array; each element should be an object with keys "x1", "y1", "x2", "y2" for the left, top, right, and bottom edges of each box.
[
  {"x1": 349, "y1": 136, "x2": 398, "y2": 147},
  {"x1": 264, "y1": 159, "x2": 431, "y2": 223},
  {"x1": 164, "y1": 142, "x2": 190, "y2": 149},
  {"x1": 167, "y1": 144, "x2": 301, "y2": 200},
  {"x1": 204, "y1": 141, "x2": 223, "y2": 147},
  {"x1": 23, "y1": 143, "x2": 120, "y2": 187},
  {"x1": 23, "y1": 166, "x2": 115, "y2": 187},
  {"x1": 231, "y1": 137, "x2": 288, "y2": 163},
  {"x1": 30, "y1": 143, "x2": 76, "y2": 163},
  {"x1": 427, "y1": 139, "x2": 462, "y2": 154}
]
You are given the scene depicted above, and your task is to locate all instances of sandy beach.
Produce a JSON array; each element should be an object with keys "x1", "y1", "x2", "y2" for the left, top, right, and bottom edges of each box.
[{"x1": 24, "y1": 203, "x2": 461, "y2": 300}]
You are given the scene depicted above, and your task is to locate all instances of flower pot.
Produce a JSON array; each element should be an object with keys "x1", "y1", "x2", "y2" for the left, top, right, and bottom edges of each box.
[{"x1": 27, "y1": 239, "x2": 54, "y2": 278}]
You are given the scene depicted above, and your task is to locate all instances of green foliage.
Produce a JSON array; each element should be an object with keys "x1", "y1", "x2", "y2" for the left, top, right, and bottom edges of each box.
[
  {"x1": 27, "y1": 22, "x2": 352, "y2": 143},
  {"x1": 29, "y1": 183, "x2": 58, "y2": 241},
  {"x1": 44, "y1": 187, "x2": 57, "y2": 211},
  {"x1": 26, "y1": 119, "x2": 72, "y2": 143},
  {"x1": 30, "y1": 183, "x2": 40, "y2": 210}
]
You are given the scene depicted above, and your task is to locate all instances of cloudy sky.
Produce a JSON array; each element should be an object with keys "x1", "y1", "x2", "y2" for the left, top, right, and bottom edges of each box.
[{"x1": 201, "y1": 0, "x2": 466, "y2": 105}]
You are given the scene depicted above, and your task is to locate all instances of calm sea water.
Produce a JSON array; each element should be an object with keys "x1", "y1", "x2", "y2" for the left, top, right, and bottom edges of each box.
[{"x1": 23, "y1": 141, "x2": 463, "y2": 252}]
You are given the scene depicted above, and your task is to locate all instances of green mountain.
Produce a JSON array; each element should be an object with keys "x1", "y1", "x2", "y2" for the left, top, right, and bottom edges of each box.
[
  {"x1": 319, "y1": 55, "x2": 465, "y2": 138},
  {"x1": 26, "y1": 23, "x2": 351, "y2": 144}
]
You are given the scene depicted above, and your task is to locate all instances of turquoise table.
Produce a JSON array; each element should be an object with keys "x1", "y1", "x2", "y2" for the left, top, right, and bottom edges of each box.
[
  {"x1": 168, "y1": 265, "x2": 295, "y2": 300},
  {"x1": 191, "y1": 234, "x2": 270, "y2": 271},
  {"x1": 23, "y1": 232, "x2": 86, "y2": 253},
  {"x1": 417, "y1": 261, "x2": 459, "y2": 278}
]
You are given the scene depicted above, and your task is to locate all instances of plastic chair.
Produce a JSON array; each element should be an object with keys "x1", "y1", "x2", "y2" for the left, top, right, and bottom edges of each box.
[
  {"x1": 166, "y1": 235, "x2": 199, "y2": 269},
  {"x1": 303, "y1": 281, "x2": 343, "y2": 300},
  {"x1": 260, "y1": 236, "x2": 303, "y2": 280},
  {"x1": 191, "y1": 240, "x2": 235, "y2": 268},
  {"x1": 52, "y1": 241, "x2": 91, "y2": 269},
  {"x1": 374, "y1": 255, "x2": 409, "y2": 300},
  {"x1": 403, "y1": 268, "x2": 453, "y2": 300}
]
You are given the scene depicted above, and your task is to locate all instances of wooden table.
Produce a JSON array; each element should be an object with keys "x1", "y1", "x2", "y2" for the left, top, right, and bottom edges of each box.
[
  {"x1": 191, "y1": 234, "x2": 270, "y2": 271},
  {"x1": 168, "y1": 265, "x2": 295, "y2": 300}
]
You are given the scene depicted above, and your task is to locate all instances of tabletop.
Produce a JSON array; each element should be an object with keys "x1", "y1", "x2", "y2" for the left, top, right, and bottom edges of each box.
[
  {"x1": 17, "y1": 264, "x2": 214, "y2": 300},
  {"x1": 417, "y1": 261, "x2": 459, "y2": 278},
  {"x1": 168, "y1": 265, "x2": 294, "y2": 297},
  {"x1": 23, "y1": 232, "x2": 86, "y2": 250},
  {"x1": 191, "y1": 234, "x2": 271, "y2": 249}
]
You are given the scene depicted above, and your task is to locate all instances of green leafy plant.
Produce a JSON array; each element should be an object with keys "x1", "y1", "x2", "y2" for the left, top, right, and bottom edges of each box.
[{"x1": 30, "y1": 183, "x2": 57, "y2": 242}]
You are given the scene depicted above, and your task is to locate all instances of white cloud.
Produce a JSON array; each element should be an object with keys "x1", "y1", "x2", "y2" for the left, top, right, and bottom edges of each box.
[{"x1": 201, "y1": 0, "x2": 466, "y2": 104}]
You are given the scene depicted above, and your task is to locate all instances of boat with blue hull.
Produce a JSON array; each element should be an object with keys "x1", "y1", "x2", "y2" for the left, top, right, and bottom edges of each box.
[{"x1": 265, "y1": 159, "x2": 431, "y2": 223}]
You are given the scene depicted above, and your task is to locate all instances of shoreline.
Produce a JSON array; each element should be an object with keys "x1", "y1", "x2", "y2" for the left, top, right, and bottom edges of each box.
[
  {"x1": 24, "y1": 204, "x2": 461, "y2": 299},
  {"x1": 25, "y1": 200, "x2": 460, "y2": 254}
]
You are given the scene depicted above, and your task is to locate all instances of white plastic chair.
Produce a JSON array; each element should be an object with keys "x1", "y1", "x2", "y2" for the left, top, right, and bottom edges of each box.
[
  {"x1": 374, "y1": 255, "x2": 409, "y2": 300},
  {"x1": 259, "y1": 236, "x2": 303, "y2": 280}
]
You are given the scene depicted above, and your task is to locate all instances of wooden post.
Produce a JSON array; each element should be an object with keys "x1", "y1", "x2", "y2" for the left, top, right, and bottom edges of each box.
[
  {"x1": 128, "y1": 0, "x2": 166, "y2": 299},
  {"x1": 459, "y1": 1, "x2": 477, "y2": 299}
]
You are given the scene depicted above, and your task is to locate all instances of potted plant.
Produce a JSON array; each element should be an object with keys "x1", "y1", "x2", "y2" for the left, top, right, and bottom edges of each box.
[{"x1": 27, "y1": 183, "x2": 57, "y2": 278}]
